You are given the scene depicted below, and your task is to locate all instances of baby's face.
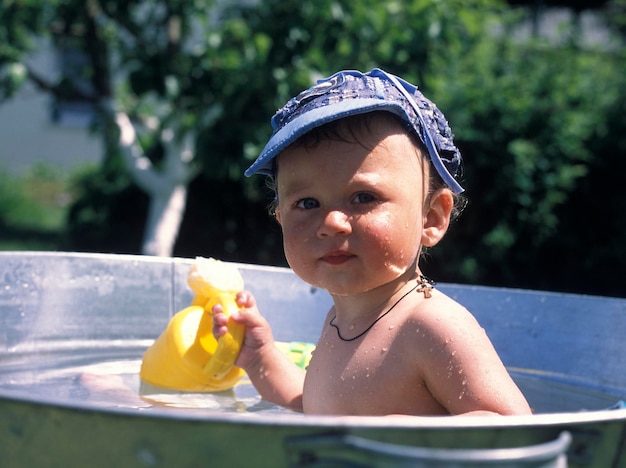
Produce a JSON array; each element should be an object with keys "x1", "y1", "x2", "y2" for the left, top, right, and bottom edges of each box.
[{"x1": 274, "y1": 116, "x2": 429, "y2": 296}]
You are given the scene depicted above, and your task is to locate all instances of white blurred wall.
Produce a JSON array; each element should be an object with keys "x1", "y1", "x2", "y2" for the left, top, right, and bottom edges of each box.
[{"x1": 0, "y1": 41, "x2": 100, "y2": 176}]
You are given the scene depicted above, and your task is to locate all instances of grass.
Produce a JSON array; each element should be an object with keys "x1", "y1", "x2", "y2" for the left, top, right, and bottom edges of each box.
[{"x1": 0, "y1": 162, "x2": 74, "y2": 251}]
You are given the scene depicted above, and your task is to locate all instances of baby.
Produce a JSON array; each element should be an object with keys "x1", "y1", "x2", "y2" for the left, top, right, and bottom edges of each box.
[{"x1": 213, "y1": 68, "x2": 531, "y2": 416}]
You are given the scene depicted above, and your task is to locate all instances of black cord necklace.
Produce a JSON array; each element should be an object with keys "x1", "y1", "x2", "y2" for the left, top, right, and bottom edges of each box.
[{"x1": 329, "y1": 275, "x2": 434, "y2": 342}]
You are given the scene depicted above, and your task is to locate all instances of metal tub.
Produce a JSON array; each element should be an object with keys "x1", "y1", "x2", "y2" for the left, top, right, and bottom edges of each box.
[{"x1": 1, "y1": 251, "x2": 624, "y2": 467}]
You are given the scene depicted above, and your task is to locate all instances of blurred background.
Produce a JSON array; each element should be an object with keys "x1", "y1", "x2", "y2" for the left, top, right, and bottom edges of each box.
[{"x1": 1, "y1": 0, "x2": 624, "y2": 297}]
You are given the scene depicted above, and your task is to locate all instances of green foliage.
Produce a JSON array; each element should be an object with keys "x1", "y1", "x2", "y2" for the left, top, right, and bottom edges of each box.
[
  {"x1": 604, "y1": 0, "x2": 626, "y2": 36},
  {"x1": 0, "y1": 163, "x2": 66, "y2": 229},
  {"x1": 63, "y1": 150, "x2": 149, "y2": 254},
  {"x1": 0, "y1": 163, "x2": 69, "y2": 249},
  {"x1": 427, "y1": 9, "x2": 626, "y2": 295}
]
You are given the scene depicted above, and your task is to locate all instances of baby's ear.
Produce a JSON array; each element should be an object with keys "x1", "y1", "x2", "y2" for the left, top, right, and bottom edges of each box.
[
  {"x1": 274, "y1": 208, "x2": 282, "y2": 225},
  {"x1": 421, "y1": 189, "x2": 454, "y2": 247}
]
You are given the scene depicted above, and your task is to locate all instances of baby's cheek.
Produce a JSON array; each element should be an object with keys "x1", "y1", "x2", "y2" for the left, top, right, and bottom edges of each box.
[
  {"x1": 282, "y1": 227, "x2": 316, "y2": 278},
  {"x1": 366, "y1": 219, "x2": 420, "y2": 270}
]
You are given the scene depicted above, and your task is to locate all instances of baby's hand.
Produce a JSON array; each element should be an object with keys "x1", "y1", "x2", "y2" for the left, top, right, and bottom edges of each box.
[{"x1": 212, "y1": 291, "x2": 275, "y2": 370}]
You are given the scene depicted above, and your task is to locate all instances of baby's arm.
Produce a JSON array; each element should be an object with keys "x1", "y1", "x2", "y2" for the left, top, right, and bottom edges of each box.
[
  {"x1": 417, "y1": 299, "x2": 532, "y2": 416},
  {"x1": 212, "y1": 291, "x2": 305, "y2": 412}
]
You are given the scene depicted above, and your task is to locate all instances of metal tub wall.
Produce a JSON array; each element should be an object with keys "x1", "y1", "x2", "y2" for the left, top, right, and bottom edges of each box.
[{"x1": 0, "y1": 251, "x2": 625, "y2": 467}]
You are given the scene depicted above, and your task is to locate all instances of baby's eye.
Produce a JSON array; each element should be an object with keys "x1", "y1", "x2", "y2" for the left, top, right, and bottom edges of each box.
[
  {"x1": 296, "y1": 198, "x2": 320, "y2": 210},
  {"x1": 352, "y1": 192, "x2": 377, "y2": 204}
]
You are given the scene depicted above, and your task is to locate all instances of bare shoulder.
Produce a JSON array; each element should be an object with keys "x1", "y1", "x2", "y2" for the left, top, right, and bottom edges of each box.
[
  {"x1": 396, "y1": 287, "x2": 492, "y2": 375},
  {"x1": 408, "y1": 288, "x2": 484, "y2": 339},
  {"x1": 404, "y1": 288, "x2": 532, "y2": 415}
]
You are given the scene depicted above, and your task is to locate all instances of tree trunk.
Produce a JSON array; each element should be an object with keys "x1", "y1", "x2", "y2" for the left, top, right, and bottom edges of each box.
[
  {"x1": 142, "y1": 184, "x2": 188, "y2": 257},
  {"x1": 113, "y1": 109, "x2": 197, "y2": 257}
]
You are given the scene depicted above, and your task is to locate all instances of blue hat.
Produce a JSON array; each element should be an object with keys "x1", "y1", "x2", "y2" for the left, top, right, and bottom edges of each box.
[{"x1": 245, "y1": 68, "x2": 464, "y2": 194}]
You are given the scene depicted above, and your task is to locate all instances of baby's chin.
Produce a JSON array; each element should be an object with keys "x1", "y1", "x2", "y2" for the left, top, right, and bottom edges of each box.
[
  {"x1": 298, "y1": 259, "x2": 416, "y2": 295},
  {"x1": 323, "y1": 275, "x2": 415, "y2": 298},
  {"x1": 383, "y1": 262, "x2": 408, "y2": 276}
]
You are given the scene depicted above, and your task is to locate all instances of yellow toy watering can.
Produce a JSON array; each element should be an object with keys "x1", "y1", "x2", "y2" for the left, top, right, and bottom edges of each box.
[
  {"x1": 140, "y1": 257, "x2": 315, "y2": 392},
  {"x1": 140, "y1": 257, "x2": 247, "y2": 392}
]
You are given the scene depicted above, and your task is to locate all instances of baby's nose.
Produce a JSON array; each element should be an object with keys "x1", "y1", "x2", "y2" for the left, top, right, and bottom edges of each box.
[{"x1": 317, "y1": 210, "x2": 352, "y2": 237}]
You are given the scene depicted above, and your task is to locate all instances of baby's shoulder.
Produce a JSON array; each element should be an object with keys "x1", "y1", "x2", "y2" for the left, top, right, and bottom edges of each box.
[
  {"x1": 406, "y1": 288, "x2": 482, "y2": 334},
  {"x1": 400, "y1": 289, "x2": 494, "y2": 363}
]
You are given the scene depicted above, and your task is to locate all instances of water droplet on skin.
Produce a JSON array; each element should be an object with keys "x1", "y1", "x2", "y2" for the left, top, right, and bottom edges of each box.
[
  {"x1": 388, "y1": 325, "x2": 395, "y2": 330},
  {"x1": 381, "y1": 347, "x2": 388, "y2": 353}
]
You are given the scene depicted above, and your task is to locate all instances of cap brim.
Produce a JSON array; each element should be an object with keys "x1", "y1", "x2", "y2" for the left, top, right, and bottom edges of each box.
[{"x1": 244, "y1": 98, "x2": 408, "y2": 177}]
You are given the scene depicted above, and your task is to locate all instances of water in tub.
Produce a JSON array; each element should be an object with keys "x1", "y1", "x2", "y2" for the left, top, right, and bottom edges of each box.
[
  {"x1": 0, "y1": 338, "x2": 621, "y2": 415},
  {"x1": 0, "y1": 341, "x2": 289, "y2": 415}
]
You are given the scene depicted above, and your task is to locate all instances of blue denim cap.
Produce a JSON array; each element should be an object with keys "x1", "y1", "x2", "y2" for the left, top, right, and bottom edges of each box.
[{"x1": 244, "y1": 68, "x2": 464, "y2": 194}]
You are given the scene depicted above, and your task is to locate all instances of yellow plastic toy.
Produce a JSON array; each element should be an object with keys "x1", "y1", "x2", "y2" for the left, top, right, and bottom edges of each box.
[
  {"x1": 140, "y1": 257, "x2": 246, "y2": 392},
  {"x1": 140, "y1": 257, "x2": 316, "y2": 392}
]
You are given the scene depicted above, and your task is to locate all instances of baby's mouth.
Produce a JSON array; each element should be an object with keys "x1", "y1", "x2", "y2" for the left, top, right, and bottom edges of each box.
[{"x1": 321, "y1": 251, "x2": 355, "y2": 265}]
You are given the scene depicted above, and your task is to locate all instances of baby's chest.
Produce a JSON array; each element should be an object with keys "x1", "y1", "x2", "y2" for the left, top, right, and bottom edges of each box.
[{"x1": 302, "y1": 339, "x2": 426, "y2": 414}]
